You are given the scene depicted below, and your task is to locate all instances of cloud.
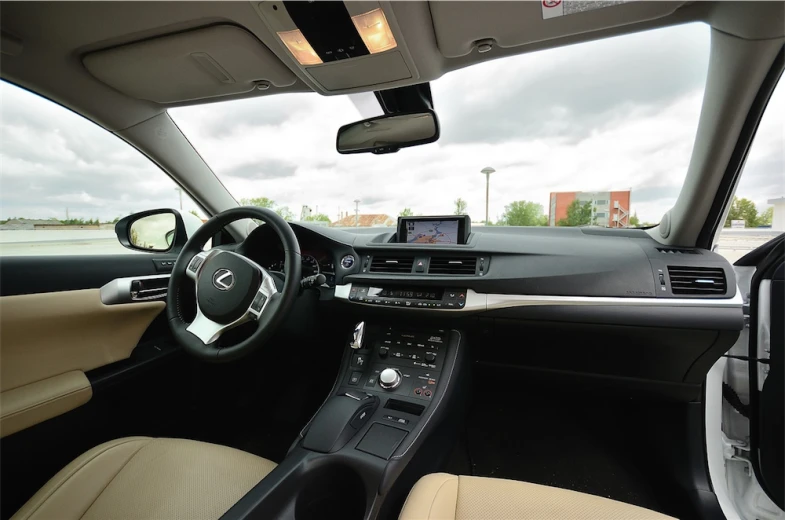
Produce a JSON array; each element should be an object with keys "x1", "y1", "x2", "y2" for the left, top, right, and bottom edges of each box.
[
  {"x1": 2, "y1": 22, "x2": 781, "y2": 228},
  {"x1": 225, "y1": 160, "x2": 297, "y2": 180}
]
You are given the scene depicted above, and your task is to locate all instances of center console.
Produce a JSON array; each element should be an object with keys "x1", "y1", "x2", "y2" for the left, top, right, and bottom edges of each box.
[{"x1": 220, "y1": 321, "x2": 467, "y2": 520}]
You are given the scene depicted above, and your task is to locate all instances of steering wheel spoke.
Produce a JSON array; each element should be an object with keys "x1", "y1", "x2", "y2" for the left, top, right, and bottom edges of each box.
[{"x1": 186, "y1": 307, "x2": 246, "y2": 345}]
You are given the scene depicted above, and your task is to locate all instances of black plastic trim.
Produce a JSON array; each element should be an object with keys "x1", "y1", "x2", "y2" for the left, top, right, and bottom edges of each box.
[{"x1": 0, "y1": 255, "x2": 160, "y2": 296}]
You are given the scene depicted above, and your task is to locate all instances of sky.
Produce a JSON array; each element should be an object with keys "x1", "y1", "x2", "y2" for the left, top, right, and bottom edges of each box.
[{"x1": 1, "y1": 22, "x2": 782, "y2": 224}]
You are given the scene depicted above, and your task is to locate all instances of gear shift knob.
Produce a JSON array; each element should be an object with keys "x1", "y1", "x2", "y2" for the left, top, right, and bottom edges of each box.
[{"x1": 350, "y1": 321, "x2": 365, "y2": 350}]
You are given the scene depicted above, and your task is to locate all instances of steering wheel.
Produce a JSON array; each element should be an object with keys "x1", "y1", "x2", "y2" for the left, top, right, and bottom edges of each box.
[{"x1": 167, "y1": 207, "x2": 301, "y2": 362}]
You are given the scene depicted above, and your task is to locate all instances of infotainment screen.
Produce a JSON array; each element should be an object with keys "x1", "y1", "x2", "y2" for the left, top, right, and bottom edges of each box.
[
  {"x1": 397, "y1": 216, "x2": 471, "y2": 245},
  {"x1": 406, "y1": 220, "x2": 459, "y2": 244}
]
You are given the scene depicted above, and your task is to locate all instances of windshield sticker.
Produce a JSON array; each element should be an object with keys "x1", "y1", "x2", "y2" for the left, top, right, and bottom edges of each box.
[{"x1": 542, "y1": 0, "x2": 630, "y2": 20}]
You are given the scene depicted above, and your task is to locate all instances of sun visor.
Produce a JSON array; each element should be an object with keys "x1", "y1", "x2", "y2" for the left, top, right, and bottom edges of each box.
[
  {"x1": 83, "y1": 25, "x2": 297, "y2": 103},
  {"x1": 430, "y1": 1, "x2": 686, "y2": 58}
]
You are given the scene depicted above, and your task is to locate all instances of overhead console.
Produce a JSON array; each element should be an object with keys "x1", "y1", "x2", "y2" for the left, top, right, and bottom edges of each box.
[{"x1": 253, "y1": 1, "x2": 420, "y2": 93}]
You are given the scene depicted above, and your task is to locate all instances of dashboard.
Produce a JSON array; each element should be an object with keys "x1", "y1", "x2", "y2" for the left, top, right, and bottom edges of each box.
[
  {"x1": 241, "y1": 219, "x2": 741, "y2": 306},
  {"x1": 236, "y1": 218, "x2": 744, "y2": 400}
]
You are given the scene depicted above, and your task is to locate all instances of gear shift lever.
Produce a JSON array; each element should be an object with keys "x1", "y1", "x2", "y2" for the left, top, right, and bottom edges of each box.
[{"x1": 350, "y1": 321, "x2": 365, "y2": 350}]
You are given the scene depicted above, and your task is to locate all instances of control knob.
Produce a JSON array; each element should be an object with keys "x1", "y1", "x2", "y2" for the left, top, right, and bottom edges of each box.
[{"x1": 379, "y1": 368, "x2": 402, "y2": 390}]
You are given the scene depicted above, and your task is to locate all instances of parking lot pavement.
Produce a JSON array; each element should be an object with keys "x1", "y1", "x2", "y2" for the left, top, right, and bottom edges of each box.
[
  {"x1": 0, "y1": 231, "x2": 133, "y2": 256},
  {"x1": 714, "y1": 229, "x2": 780, "y2": 263}
]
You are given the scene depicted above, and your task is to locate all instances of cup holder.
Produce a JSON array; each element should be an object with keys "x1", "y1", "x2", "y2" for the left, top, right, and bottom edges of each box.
[{"x1": 294, "y1": 464, "x2": 366, "y2": 520}]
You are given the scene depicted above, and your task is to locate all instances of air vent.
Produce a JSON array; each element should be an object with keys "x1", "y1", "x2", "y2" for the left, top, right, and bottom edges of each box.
[
  {"x1": 667, "y1": 266, "x2": 727, "y2": 295},
  {"x1": 369, "y1": 256, "x2": 414, "y2": 273},
  {"x1": 657, "y1": 248, "x2": 700, "y2": 255},
  {"x1": 428, "y1": 257, "x2": 478, "y2": 275}
]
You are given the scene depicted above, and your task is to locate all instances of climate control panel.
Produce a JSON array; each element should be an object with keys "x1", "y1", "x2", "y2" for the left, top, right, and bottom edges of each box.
[{"x1": 348, "y1": 285, "x2": 467, "y2": 309}]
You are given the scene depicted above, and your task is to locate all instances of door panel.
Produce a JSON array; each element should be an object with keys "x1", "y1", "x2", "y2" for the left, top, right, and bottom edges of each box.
[
  {"x1": 0, "y1": 254, "x2": 176, "y2": 439},
  {"x1": 0, "y1": 289, "x2": 164, "y2": 437},
  {"x1": 0, "y1": 290, "x2": 164, "y2": 392},
  {"x1": 0, "y1": 253, "x2": 189, "y2": 518}
]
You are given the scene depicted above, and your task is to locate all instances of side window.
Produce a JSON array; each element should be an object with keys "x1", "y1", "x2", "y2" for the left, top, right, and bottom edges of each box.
[
  {"x1": 716, "y1": 80, "x2": 784, "y2": 263},
  {"x1": 0, "y1": 81, "x2": 205, "y2": 256}
]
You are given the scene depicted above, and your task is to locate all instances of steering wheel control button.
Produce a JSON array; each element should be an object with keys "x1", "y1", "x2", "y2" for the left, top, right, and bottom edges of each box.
[
  {"x1": 250, "y1": 293, "x2": 267, "y2": 313},
  {"x1": 379, "y1": 368, "x2": 402, "y2": 390},
  {"x1": 348, "y1": 371, "x2": 363, "y2": 386},
  {"x1": 340, "y1": 255, "x2": 355, "y2": 269},
  {"x1": 188, "y1": 256, "x2": 205, "y2": 273}
]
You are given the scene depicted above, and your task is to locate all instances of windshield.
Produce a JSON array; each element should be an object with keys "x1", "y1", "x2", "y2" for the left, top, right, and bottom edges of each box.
[{"x1": 170, "y1": 23, "x2": 711, "y2": 228}]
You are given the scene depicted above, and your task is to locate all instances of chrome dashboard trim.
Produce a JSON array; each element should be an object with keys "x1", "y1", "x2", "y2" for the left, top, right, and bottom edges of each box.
[{"x1": 333, "y1": 283, "x2": 743, "y2": 310}]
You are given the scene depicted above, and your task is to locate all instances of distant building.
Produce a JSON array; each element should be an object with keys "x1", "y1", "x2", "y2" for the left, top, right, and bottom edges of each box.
[
  {"x1": 548, "y1": 190, "x2": 632, "y2": 227},
  {"x1": 0, "y1": 218, "x2": 63, "y2": 230},
  {"x1": 331, "y1": 214, "x2": 395, "y2": 228},
  {"x1": 768, "y1": 197, "x2": 785, "y2": 232}
]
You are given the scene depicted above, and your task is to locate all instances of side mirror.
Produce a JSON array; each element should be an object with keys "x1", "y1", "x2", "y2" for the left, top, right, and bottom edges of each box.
[
  {"x1": 336, "y1": 110, "x2": 439, "y2": 155},
  {"x1": 115, "y1": 209, "x2": 188, "y2": 253}
]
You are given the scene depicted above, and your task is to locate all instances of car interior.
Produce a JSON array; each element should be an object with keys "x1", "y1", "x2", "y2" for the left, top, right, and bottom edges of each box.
[{"x1": 0, "y1": 2, "x2": 783, "y2": 520}]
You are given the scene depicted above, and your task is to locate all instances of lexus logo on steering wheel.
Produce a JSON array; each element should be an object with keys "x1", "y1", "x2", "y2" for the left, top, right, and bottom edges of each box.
[{"x1": 212, "y1": 269, "x2": 235, "y2": 291}]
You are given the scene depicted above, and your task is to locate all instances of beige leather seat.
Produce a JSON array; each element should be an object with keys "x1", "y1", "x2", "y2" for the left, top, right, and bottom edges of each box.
[
  {"x1": 400, "y1": 473, "x2": 676, "y2": 520},
  {"x1": 12, "y1": 437, "x2": 276, "y2": 520}
]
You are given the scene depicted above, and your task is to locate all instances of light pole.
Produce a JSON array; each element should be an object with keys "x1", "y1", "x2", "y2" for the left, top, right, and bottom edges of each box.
[
  {"x1": 480, "y1": 167, "x2": 495, "y2": 225},
  {"x1": 353, "y1": 199, "x2": 361, "y2": 227},
  {"x1": 174, "y1": 187, "x2": 183, "y2": 210}
]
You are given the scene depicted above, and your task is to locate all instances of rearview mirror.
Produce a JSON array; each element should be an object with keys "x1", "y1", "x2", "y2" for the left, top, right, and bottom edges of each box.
[{"x1": 337, "y1": 110, "x2": 439, "y2": 155}]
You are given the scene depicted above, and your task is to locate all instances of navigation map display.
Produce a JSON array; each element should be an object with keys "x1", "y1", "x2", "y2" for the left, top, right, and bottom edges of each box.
[{"x1": 406, "y1": 220, "x2": 460, "y2": 244}]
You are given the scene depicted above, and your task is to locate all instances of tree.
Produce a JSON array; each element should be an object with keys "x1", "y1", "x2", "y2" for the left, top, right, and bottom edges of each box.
[
  {"x1": 304, "y1": 213, "x2": 331, "y2": 223},
  {"x1": 725, "y1": 197, "x2": 759, "y2": 228},
  {"x1": 557, "y1": 200, "x2": 593, "y2": 227},
  {"x1": 454, "y1": 198, "x2": 468, "y2": 215},
  {"x1": 758, "y1": 207, "x2": 773, "y2": 227},
  {"x1": 497, "y1": 201, "x2": 547, "y2": 226},
  {"x1": 240, "y1": 197, "x2": 275, "y2": 208},
  {"x1": 275, "y1": 206, "x2": 295, "y2": 221},
  {"x1": 189, "y1": 209, "x2": 201, "y2": 219},
  {"x1": 629, "y1": 212, "x2": 640, "y2": 227},
  {"x1": 399, "y1": 208, "x2": 414, "y2": 217}
]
